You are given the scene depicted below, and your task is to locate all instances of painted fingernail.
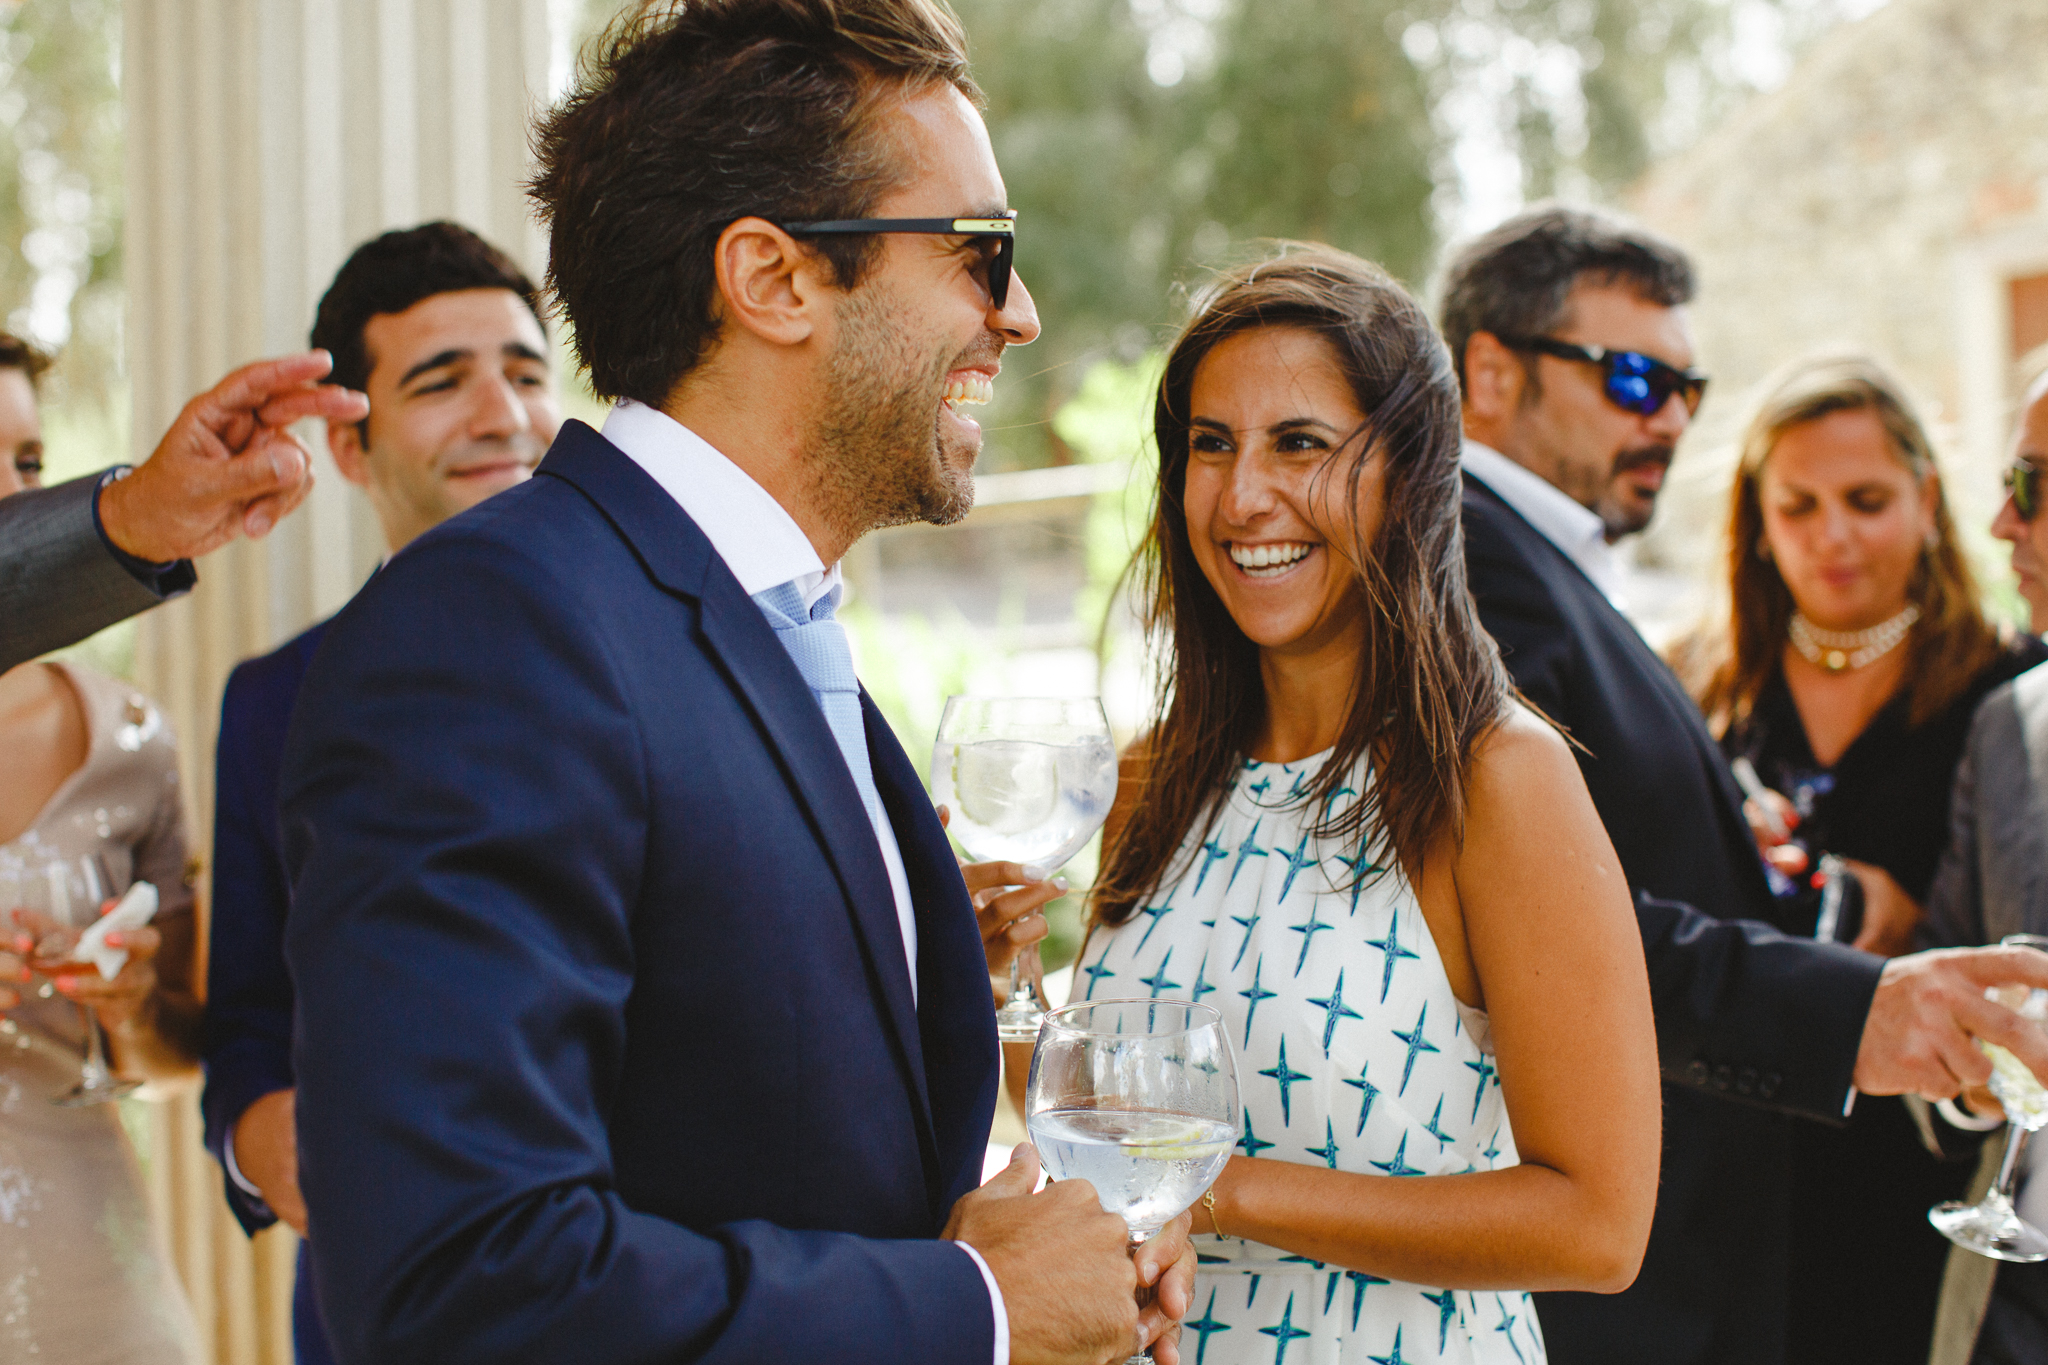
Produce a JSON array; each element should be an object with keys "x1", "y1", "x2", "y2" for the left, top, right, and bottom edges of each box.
[
  {"x1": 105, "y1": 933, "x2": 122, "y2": 948},
  {"x1": 1053, "y1": 876, "x2": 1070, "y2": 892},
  {"x1": 1023, "y1": 864, "x2": 1049, "y2": 882},
  {"x1": 53, "y1": 977, "x2": 74, "y2": 994},
  {"x1": 247, "y1": 511, "x2": 273, "y2": 536}
]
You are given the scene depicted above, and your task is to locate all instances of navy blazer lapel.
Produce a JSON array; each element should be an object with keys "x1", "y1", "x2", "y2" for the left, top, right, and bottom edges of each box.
[
  {"x1": 695, "y1": 582, "x2": 929, "y2": 1056},
  {"x1": 537, "y1": 422, "x2": 935, "y2": 1150},
  {"x1": 865, "y1": 695, "x2": 1001, "y2": 1211}
]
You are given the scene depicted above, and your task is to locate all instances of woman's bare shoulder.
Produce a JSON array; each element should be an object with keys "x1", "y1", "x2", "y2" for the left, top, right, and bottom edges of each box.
[
  {"x1": 1471, "y1": 700, "x2": 1574, "y2": 777},
  {"x1": 1459, "y1": 701, "x2": 1602, "y2": 849}
]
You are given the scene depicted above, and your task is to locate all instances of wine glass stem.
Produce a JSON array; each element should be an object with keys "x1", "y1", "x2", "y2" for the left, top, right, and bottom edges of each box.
[
  {"x1": 77, "y1": 1003, "x2": 111, "y2": 1084},
  {"x1": 1992, "y1": 1121, "x2": 2034, "y2": 1204},
  {"x1": 1125, "y1": 1232, "x2": 1155, "y2": 1365}
]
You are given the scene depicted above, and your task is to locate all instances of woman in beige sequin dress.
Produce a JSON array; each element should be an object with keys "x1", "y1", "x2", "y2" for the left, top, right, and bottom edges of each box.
[{"x1": 1, "y1": 380, "x2": 204, "y2": 1362}]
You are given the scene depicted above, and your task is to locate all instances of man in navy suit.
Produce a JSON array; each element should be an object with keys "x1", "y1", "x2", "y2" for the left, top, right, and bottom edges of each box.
[
  {"x1": 279, "y1": 4, "x2": 1194, "y2": 1364},
  {"x1": 1442, "y1": 204, "x2": 2048, "y2": 1363},
  {"x1": 203, "y1": 220, "x2": 563, "y2": 1365}
]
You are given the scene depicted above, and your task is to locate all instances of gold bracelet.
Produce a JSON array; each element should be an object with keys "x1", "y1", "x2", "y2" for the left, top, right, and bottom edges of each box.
[{"x1": 1202, "y1": 1188, "x2": 1225, "y2": 1239}]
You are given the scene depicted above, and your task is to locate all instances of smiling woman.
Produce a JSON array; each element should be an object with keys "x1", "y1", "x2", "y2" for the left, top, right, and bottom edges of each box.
[{"x1": 1061, "y1": 244, "x2": 1662, "y2": 1364}]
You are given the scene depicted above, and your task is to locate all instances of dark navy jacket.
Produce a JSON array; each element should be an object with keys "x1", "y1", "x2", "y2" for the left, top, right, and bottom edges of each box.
[
  {"x1": 279, "y1": 422, "x2": 1000, "y2": 1365},
  {"x1": 202, "y1": 616, "x2": 335, "y2": 1364},
  {"x1": 1463, "y1": 475, "x2": 1885, "y2": 1365}
]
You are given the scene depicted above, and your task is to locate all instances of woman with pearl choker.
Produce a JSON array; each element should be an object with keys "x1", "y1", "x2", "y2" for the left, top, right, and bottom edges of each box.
[{"x1": 1675, "y1": 353, "x2": 2046, "y2": 1365}]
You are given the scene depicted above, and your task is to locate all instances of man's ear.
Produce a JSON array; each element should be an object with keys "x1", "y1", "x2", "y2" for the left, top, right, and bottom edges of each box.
[
  {"x1": 1462, "y1": 331, "x2": 1528, "y2": 428},
  {"x1": 328, "y1": 414, "x2": 372, "y2": 489},
  {"x1": 713, "y1": 217, "x2": 831, "y2": 349}
]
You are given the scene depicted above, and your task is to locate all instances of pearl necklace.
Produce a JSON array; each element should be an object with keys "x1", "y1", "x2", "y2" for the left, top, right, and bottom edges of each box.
[{"x1": 1788, "y1": 604, "x2": 1921, "y2": 672}]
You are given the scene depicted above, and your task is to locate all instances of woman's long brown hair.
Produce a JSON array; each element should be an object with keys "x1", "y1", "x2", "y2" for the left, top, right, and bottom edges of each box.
[
  {"x1": 1690, "y1": 353, "x2": 1999, "y2": 734},
  {"x1": 1092, "y1": 244, "x2": 1513, "y2": 928}
]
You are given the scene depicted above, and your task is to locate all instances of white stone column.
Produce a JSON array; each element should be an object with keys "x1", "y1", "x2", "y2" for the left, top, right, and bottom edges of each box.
[{"x1": 121, "y1": 3, "x2": 551, "y2": 1360}]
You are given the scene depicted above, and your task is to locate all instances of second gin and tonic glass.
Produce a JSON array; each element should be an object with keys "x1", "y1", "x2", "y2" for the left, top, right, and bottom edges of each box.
[
  {"x1": 1930, "y1": 933, "x2": 2048, "y2": 1261},
  {"x1": 931, "y1": 695, "x2": 1118, "y2": 1041},
  {"x1": 1026, "y1": 999, "x2": 1241, "y2": 1365}
]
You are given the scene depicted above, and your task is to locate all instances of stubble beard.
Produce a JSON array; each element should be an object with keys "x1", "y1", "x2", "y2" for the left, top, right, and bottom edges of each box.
[
  {"x1": 812, "y1": 284, "x2": 979, "y2": 547},
  {"x1": 1594, "y1": 442, "x2": 1675, "y2": 540}
]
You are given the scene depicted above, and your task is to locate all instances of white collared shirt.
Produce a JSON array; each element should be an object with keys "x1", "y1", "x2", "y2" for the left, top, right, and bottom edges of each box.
[
  {"x1": 601, "y1": 403, "x2": 1010, "y2": 1365},
  {"x1": 1461, "y1": 439, "x2": 1621, "y2": 602}
]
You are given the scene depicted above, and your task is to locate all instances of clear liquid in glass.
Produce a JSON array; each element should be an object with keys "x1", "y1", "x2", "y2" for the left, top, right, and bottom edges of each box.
[
  {"x1": 1984, "y1": 1037, "x2": 2048, "y2": 1131},
  {"x1": 1028, "y1": 1107, "x2": 1236, "y2": 1237},
  {"x1": 930, "y1": 736, "x2": 1118, "y2": 870}
]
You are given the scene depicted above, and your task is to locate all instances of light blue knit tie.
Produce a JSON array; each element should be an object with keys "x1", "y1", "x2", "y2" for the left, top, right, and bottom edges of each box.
[{"x1": 752, "y1": 580, "x2": 885, "y2": 828}]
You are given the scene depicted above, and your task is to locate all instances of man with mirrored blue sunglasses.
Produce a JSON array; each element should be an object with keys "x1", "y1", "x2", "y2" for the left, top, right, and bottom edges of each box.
[{"x1": 1440, "y1": 204, "x2": 2048, "y2": 1365}]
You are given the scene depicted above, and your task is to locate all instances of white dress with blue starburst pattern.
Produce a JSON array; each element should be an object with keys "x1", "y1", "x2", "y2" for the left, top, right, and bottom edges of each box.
[{"x1": 1075, "y1": 750, "x2": 1545, "y2": 1365}]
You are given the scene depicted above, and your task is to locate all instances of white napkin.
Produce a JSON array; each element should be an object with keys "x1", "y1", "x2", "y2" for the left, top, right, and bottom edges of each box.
[{"x1": 72, "y1": 881, "x2": 157, "y2": 981}]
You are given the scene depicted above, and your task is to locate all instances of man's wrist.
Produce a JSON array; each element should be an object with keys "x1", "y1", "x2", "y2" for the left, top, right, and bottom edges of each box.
[
  {"x1": 953, "y1": 1241, "x2": 1010, "y2": 1365},
  {"x1": 221, "y1": 1125, "x2": 272, "y2": 1206},
  {"x1": 92, "y1": 468, "x2": 195, "y2": 593}
]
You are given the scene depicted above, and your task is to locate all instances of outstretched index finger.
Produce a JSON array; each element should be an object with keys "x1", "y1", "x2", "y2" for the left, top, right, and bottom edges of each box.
[{"x1": 191, "y1": 351, "x2": 339, "y2": 427}]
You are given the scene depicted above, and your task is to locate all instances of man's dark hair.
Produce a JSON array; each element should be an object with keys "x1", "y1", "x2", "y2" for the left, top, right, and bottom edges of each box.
[
  {"x1": 530, "y1": 0, "x2": 980, "y2": 407},
  {"x1": 1437, "y1": 204, "x2": 1695, "y2": 393},
  {"x1": 0, "y1": 332, "x2": 53, "y2": 390},
  {"x1": 309, "y1": 221, "x2": 545, "y2": 398}
]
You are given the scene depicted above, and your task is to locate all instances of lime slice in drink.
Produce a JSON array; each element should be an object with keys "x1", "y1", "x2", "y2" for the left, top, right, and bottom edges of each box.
[{"x1": 1126, "y1": 1116, "x2": 1229, "y2": 1160}]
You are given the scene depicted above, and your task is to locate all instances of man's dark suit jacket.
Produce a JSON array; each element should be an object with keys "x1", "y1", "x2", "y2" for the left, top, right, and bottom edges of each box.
[
  {"x1": 280, "y1": 421, "x2": 1001, "y2": 1365},
  {"x1": 201, "y1": 618, "x2": 335, "y2": 1365},
  {"x1": 1462, "y1": 474, "x2": 1885, "y2": 1365},
  {"x1": 0, "y1": 473, "x2": 194, "y2": 669}
]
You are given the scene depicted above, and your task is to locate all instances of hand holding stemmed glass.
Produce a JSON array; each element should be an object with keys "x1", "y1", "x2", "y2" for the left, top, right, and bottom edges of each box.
[
  {"x1": 6, "y1": 854, "x2": 153, "y2": 1105},
  {"x1": 1027, "y1": 999, "x2": 1241, "y2": 1365},
  {"x1": 931, "y1": 696, "x2": 1119, "y2": 1041},
  {"x1": 1930, "y1": 933, "x2": 2048, "y2": 1261}
]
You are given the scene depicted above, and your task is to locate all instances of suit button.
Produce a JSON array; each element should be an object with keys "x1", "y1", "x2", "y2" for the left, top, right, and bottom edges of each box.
[
  {"x1": 1736, "y1": 1068, "x2": 1758, "y2": 1096},
  {"x1": 1760, "y1": 1072, "x2": 1782, "y2": 1100},
  {"x1": 1688, "y1": 1060, "x2": 1711, "y2": 1086},
  {"x1": 1713, "y1": 1064, "x2": 1733, "y2": 1091}
]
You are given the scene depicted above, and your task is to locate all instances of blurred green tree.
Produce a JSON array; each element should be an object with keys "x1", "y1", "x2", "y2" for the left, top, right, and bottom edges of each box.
[
  {"x1": 0, "y1": 0, "x2": 123, "y2": 450},
  {"x1": 570, "y1": 0, "x2": 1885, "y2": 475}
]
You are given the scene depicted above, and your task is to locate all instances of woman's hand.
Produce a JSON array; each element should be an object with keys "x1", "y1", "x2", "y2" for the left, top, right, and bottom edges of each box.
[
  {"x1": 0, "y1": 918, "x2": 29, "y2": 1010},
  {"x1": 938, "y1": 805, "x2": 1067, "y2": 977},
  {"x1": 1741, "y1": 790, "x2": 1809, "y2": 877},
  {"x1": 1840, "y1": 858, "x2": 1923, "y2": 958},
  {"x1": 965, "y1": 861, "x2": 1065, "y2": 977},
  {"x1": 13, "y1": 907, "x2": 162, "y2": 1031}
]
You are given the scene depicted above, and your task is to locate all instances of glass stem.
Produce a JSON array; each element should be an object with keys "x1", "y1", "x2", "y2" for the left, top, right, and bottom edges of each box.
[
  {"x1": 1992, "y1": 1122, "x2": 2034, "y2": 1205},
  {"x1": 77, "y1": 1003, "x2": 111, "y2": 1084},
  {"x1": 1125, "y1": 1232, "x2": 1155, "y2": 1365},
  {"x1": 1009, "y1": 952, "x2": 1025, "y2": 1002}
]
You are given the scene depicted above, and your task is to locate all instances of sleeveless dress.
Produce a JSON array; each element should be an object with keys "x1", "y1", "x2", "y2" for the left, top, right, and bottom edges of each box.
[
  {"x1": 1077, "y1": 751, "x2": 1544, "y2": 1365},
  {"x1": 0, "y1": 663, "x2": 203, "y2": 1364}
]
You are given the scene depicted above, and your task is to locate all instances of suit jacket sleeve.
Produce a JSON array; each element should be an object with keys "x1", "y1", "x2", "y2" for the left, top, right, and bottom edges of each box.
[
  {"x1": 1464, "y1": 494, "x2": 1879, "y2": 1122},
  {"x1": 0, "y1": 474, "x2": 195, "y2": 670},
  {"x1": 280, "y1": 534, "x2": 994, "y2": 1365},
  {"x1": 202, "y1": 660, "x2": 300, "y2": 1235},
  {"x1": 1922, "y1": 695, "x2": 1991, "y2": 951}
]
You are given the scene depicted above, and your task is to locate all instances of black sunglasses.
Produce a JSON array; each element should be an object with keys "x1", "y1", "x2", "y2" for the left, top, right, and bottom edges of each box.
[
  {"x1": 2006, "y1": 462, "x2": 2042, "y2": 521},
  {"x1": 1501, "y1": 334, "x2": 1709, "y2": 418},
  {"x1": 776, "y1": 214, "x2": 1016, "y2": 310}
]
